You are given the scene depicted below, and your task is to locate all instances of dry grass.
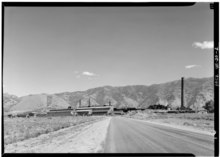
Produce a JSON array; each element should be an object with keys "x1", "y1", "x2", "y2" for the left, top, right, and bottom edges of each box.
[
  {"x1": 126, "y1": 110, "x2": 214, "y2": 120},
  {"x1": 125, "y1": 110, "x2": 214, "y2": 133},
  {"x1": 4, "y1": 116, "x2": 104, "y2": 145}
]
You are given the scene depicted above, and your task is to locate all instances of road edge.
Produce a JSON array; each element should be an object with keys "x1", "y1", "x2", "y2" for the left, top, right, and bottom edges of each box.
[
  {"x1": 94, "y1": 117, "x2": 112, "y2": 153},
  {"x1": 124, "y1": 117, "x2": 215, "y2": 136}
]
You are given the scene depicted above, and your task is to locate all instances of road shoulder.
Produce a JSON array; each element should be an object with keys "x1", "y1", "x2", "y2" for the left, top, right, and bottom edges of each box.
[{"x1": 124, "y1": 117, "x2": 215, "y2": 136}]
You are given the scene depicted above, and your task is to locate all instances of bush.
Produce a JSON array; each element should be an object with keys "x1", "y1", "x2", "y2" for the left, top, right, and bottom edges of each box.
[
  {"x1": 176, "y1": 106, "x2": 192, "y2": 111},
  {"x1": 183, "y1": 122, "x2": 193, "y2": 126},
  {"x1": 203, "y1": 100, "x2": 214, "y2": 113},
  {"x1": 148, "y1": 104, "x2": 167, "y2": 110}
]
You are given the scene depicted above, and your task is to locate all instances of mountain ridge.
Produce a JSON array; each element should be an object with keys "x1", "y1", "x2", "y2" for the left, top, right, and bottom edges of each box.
[{"x1": 3, "y1": 77, "x2": 214, "y2": 113}]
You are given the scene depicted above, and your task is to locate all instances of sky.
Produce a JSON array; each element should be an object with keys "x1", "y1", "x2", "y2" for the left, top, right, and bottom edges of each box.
[{"x1": 3, "y1": 3, "x2": 214, "y2": 97}]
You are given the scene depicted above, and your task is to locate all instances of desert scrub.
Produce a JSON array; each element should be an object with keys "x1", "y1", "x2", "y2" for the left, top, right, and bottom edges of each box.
[
  {"x1": 125, "y1": 111, "x2": 214, "y2": 122},
  {"x1": 125, "y1": 110, "x2": 168, "y2": 120},
  {"x1": 124, "y1": 111, "x2": 214, "y2": 133},
  {"x1": 167, "y1": 113, "x2": 214, "y2": 121},
  {"x1": 4, "y1": 116, "x2": 104, "y2": 145}
]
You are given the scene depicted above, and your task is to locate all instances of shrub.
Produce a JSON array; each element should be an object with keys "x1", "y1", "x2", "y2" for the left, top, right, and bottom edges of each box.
[
  {"x1": 148, "y1": 104, "x2": 167, "y2": 110},
  {"x1": 183, "y1": 122, "x2": 193, "y2": 126},
  {"x1": 203, "y1": 100, "x2": 214, "y2": 113},
  {"x1": 176, "y1": 106, "x2": 192, "y2": 111}
]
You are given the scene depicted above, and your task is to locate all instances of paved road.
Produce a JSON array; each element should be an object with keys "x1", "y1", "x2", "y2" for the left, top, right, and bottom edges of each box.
[{"x1": 104, "y1": 117, "x2": 214, "y2": 156}]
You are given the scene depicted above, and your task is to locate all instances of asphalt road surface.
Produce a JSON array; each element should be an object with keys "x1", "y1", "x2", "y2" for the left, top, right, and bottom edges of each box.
[{"x1": 104, "y1": 117, "x2": 214, "y2": 156}]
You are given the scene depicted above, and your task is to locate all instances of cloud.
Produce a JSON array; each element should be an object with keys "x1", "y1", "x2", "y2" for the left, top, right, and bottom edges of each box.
[
  {"x1": 192, "y1": 41, "x2": 214, "y2": 49},
  {"x1": 75, "y1": 71, "x2": 99, "y2": 79},
  {"x1": 82, "y1": 71, "x2": 96, "y2": 76},
  {"x1": 185, "y1": 65, "x2": 201, "y2": 69}
]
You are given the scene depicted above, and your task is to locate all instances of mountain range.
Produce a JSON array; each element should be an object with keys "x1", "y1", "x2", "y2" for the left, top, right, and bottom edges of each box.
[{"x1": 3, "y1": 77, "x2": 214, "y2": 113}]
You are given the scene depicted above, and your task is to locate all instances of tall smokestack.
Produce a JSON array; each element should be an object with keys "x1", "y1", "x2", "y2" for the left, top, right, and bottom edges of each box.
[
  {"x1": 79, "y1": 99, "x2": 81, "y2": 108},
  {"x1": 88, "y1": 98, "x2": 91, "y2": 107},
  {"x1": 109, "y1": 100, "x2": 111, "y2": 106},
  {"x1": 181, "y1": 77, "x2": 184, "y2": 109}
]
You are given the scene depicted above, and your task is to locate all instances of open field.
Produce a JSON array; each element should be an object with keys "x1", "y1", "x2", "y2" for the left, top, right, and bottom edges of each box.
[
  {"x1": 5, "y1": 117, "x2": 111, "y2": 153},
  {"x1": 4, "y1": 116, "x2": 105, "y2": 145},
  {"x1": 124, "y1": 110, "x2": 214, "y2": 134}
]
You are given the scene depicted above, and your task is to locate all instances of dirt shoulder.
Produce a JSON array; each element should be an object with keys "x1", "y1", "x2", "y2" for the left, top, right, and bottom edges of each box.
[
  {"x1": 5, "y1": 117, "x2": 111, "y2": 153},
  {"x1": 130, "y1": 118, "x2": 215, "y2": 136},
  {"x1": 144, "y1": 118, "x2": 215, "y2": 136},
  {"x1": 124, "y1": 111, "x2": 215, "y2": 136}
]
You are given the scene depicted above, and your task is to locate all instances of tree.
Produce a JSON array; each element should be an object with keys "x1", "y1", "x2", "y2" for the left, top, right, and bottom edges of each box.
[
  {"x1": 148, "y1": 104, "x2": 167, "y2": 110},
  {"x1": 176, "y1": 106, "x2": 192, "y2": 111},
  {"x1": 203, "y1": 100, "x2": 214, "y2": 113}
]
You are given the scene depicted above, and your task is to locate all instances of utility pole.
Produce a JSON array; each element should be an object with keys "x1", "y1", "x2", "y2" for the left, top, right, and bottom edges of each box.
[{"x1": 181, "y1": 77, "x2": 184, "y2": 110}]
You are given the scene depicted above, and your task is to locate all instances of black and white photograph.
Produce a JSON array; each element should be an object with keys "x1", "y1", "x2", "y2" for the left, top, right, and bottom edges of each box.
[{"x1": 2, "y1": 2, "x2": 218, "y2": 156}]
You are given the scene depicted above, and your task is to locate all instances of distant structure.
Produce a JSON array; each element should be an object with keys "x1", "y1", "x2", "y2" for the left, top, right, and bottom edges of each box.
[
  {"x1": 78, "y1": 99, "x2": 81, "y2": 108},
  {"x1": 109, "y1": 100, "x2": 111, "y2": 106},
  {"x1": 181, "y1": 77, "x2": 184, "y2": 109},
  {"x1": 88, "y1": 98, "x2": 91, "y2": 107}
]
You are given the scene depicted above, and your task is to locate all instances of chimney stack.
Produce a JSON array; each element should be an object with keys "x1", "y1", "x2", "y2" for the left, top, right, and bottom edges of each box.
[
  {"x1": 88, "y1": 98, "x2": 91, "y2": 107},
  {"x1": 181, "y1": 77, "x2": 184, "y2": 109},
  {"x1": 79, "y1": 99, "x2": 81, "y2": 108}
]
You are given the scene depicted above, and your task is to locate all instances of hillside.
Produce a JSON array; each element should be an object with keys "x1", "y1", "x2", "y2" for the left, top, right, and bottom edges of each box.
[
  {"x1": 4, "y1": 77, "x2": 214, "y2": 112},
  {"x1": 6, "y1": 94, "x2": 70, "y2": 113},
  {"x1": 56, "y1": 77, "x2": 213, "y2": 109},
  {"x1": 3, "y1": 93, "x2": 20, "y2": 112}
]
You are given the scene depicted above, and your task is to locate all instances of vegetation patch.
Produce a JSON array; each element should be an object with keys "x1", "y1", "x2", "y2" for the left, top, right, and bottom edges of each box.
[
  {"x1": 4, "y1": 116, "x2": 104, "y2": 145},
  {"x1": 124, "y1": 110, "x2": 214, "y2": 133}
]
